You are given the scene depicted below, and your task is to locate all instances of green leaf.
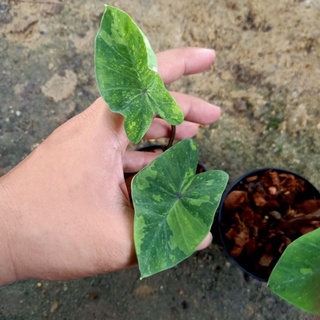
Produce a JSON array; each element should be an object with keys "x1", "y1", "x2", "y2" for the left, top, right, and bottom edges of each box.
[
  {"x1": 95, "y1": 6, "x2": 184, "y2": 143},
  {"x1": 268, "y1": 228, "x2": 320, "y2": 315},
  {"x1": 132, "y1": 139, "x2": 228, "y2": 278}
]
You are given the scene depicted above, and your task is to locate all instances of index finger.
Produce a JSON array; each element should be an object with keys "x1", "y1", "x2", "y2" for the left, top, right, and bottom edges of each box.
[{"x1": 157, "y1": 47, "x2": 216, "y2": 84}]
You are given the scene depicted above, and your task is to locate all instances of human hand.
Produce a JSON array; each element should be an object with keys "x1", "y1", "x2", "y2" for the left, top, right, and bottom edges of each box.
[{"x1": 0, "y1": 48, "x2": 221, "y2": 285}]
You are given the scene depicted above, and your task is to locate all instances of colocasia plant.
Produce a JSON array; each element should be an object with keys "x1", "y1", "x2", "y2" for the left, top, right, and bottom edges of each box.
[
  {"x1": 94, "y1": 5, "x2": 228, "y2": 278},
  {"x1": 95, "y1": 5, "x2": 320, "y2": 316}
]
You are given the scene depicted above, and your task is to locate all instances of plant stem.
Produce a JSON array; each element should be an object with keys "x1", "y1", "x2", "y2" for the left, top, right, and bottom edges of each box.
[{"x1": 164, "y1": 125, "x2": 176, "y2": 151}]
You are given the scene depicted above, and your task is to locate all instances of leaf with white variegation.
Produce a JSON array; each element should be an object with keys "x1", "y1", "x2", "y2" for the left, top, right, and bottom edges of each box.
[{"x1": 95, "y1": 6, "x2": 183, "y2": 143}]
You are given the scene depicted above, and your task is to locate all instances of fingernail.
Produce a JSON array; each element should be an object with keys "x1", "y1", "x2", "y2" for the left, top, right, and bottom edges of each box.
[{"x1": 199, "y1": 48, "x2": 216, "y2": 56}]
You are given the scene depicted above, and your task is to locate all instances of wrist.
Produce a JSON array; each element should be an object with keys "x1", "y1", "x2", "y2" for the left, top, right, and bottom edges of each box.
[{"x1": 0, "y1": 175, "x2": 19, "y2": 285}]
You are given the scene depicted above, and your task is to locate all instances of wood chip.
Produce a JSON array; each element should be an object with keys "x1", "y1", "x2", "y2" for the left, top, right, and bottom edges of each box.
[{"x1": 258, "y1": 254, "x2": 273, "y2": 267}]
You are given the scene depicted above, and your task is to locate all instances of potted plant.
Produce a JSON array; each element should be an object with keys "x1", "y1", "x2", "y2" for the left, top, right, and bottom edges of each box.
[
  {"x1": 94, "y1": 6, "x2": 228, "y2": 279},
  {"x1": 94, "y1": 5, "x2": 320, "y2": 315},
  {"x1": 218, "y1": 168, "x2": 320, "y2": 314}
]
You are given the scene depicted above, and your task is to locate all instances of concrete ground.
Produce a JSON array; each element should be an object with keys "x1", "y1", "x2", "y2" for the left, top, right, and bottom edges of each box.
[{"x1": 0, "y1": 0, "x2": 319, "y2": 319}]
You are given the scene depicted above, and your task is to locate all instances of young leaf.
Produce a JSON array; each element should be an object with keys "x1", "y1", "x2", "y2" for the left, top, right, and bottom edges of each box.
[
  {"x1": 95, "y1": 6, "x2": 184, "y2": 143},
  {"x1": 268, "y1": 228, "x2": 320, "y2": 315},
  {"x1": 132, "y1": 139, "x2": 228, "y2": 278}
]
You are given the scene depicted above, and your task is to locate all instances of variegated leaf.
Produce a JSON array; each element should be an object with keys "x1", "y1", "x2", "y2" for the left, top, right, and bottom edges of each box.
[
  {"x1": 95, "y1": 6, "x2": 183, "y2": 143},
  {"x1": 132, "y1": 139, "x2": 228, "y2": 278}
]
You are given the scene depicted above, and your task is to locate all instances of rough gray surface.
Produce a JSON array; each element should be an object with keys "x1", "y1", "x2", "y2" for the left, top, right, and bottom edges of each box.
[{"x1": 0, "y1": 0, "x2": 320, "y2": 319}]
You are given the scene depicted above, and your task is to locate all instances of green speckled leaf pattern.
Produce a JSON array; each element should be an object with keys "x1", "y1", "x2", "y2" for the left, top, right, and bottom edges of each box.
[
  {"x1": 132, "y1": 139, "x2": 229, "y2": 278},
  {"x1": 95, "y1": 6, "x2": 184, "y2": 143},
  {"x1": 268, "y1": 228, "x2": 320, "y2": 315}
]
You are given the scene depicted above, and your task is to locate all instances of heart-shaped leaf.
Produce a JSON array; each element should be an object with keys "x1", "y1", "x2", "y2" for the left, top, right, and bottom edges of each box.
[
  {"x1": 268, "y1": 228, "x2": 320, "y2": 315},
  {"x1": 95, "y1": 6, "x2": 184, "y2": 143},
  {"x1": 132, "y1": 139, "x2": 228, "y2": 278}
]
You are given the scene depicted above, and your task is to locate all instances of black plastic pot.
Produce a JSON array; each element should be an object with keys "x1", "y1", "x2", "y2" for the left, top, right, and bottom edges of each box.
[{"x1": 216, "y1": 168, "x2": 320, "y2": 282}]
